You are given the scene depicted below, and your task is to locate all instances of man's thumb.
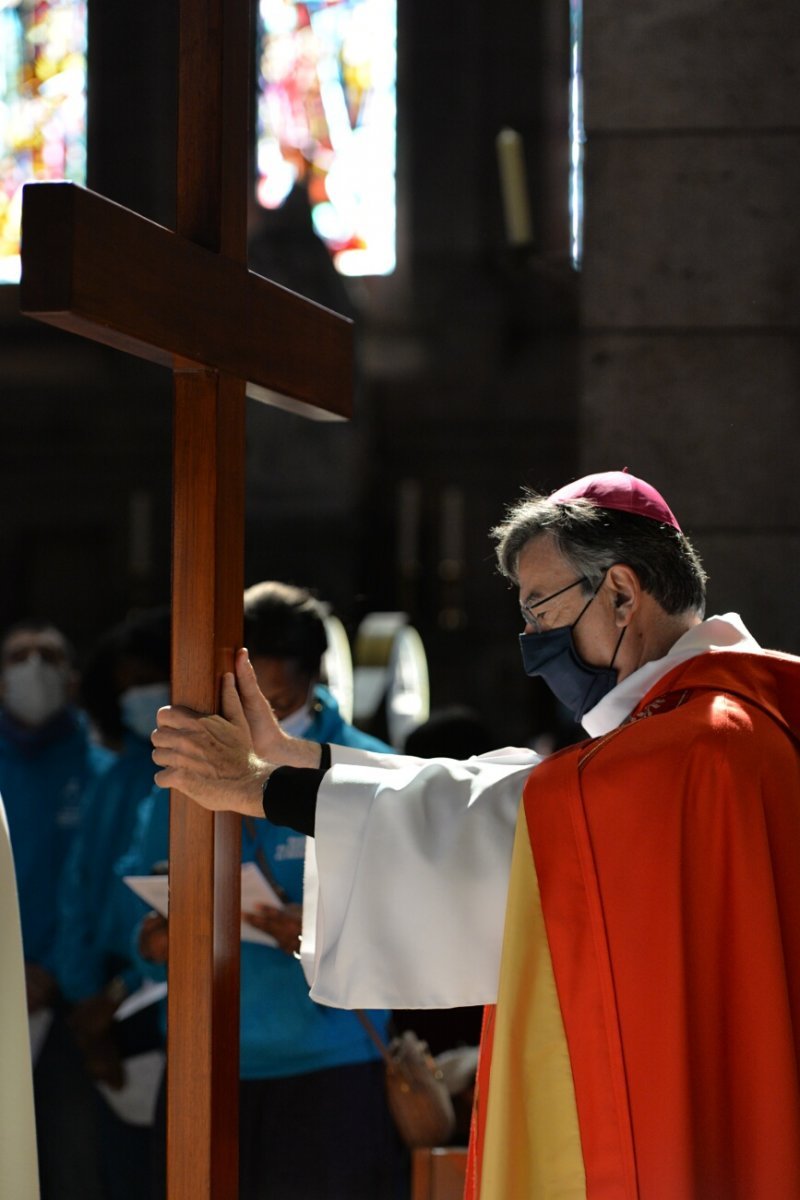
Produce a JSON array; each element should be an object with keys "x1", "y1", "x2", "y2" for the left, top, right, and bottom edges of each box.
[
  {"x1": 236, "y1": 650, "x2": 273, "y2": 722},
  {"x1": 221, "y1": 671, "x2": 248, "y2": 732}
]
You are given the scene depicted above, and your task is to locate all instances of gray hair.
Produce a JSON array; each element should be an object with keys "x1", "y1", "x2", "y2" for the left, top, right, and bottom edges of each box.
[{"x1": 491, "y1": 491, "x2": 707, "y2": 616}]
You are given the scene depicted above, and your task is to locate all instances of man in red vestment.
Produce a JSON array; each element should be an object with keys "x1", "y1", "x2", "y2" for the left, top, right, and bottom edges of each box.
[{"x1": 152, "y1": 472, "x2": 800, "y2": 1199}]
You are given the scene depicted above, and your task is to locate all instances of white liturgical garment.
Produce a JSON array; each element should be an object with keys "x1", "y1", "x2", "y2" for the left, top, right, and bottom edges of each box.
[
  {"x1": 0, "y1": 794, "x2": 40, "y2": 1199},
  {"x1": 301, "y1": 746, "x2": 538, "y2": 1009},
  {"x1": 300, "y1": 614, "x2": 756, "y2": 1011}
]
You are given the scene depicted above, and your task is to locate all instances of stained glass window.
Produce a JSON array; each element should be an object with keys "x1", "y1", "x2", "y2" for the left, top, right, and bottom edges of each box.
[
  {"x1": 569, "y1": 0, "x2": 584, "y2": 270},
  {"x1": 256, "y1": 0, "x2": 397, "y2": 277},
  {"x1": 0, "y1": 0, "x2": 87, "y2": 284}
]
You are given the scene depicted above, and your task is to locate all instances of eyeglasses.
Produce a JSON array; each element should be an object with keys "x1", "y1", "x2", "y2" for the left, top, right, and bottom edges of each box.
[{"x1": 519, "y1": 576, "x2": 588, "y2": 633}]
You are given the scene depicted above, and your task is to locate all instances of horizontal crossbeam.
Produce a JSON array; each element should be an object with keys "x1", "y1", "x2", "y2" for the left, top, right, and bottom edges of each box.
[{"x1": 20, "y1": 182, "x2": 352, "y2": 421}]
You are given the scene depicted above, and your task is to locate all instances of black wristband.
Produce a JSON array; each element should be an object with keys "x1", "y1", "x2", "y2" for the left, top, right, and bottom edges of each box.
[{"x1": 261, "y1": 744, "x2": 331, "y2": 835}]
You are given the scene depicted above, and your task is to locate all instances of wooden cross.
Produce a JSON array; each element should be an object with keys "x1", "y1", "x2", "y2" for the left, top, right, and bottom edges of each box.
[{"x1": 19, "y1": 4, "x2": 352, "y2": 1197}]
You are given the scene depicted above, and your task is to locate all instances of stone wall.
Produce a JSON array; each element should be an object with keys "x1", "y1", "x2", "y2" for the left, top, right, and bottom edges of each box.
[{"x1": 580, "y1": 0, "x2": 800, "y2": 651}]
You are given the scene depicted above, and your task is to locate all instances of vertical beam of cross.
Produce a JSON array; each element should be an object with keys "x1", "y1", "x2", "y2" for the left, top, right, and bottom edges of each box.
[
  {"x1": 19, "y1": 4, "x2": 353, "y2": 1191},
  {"x1": 167, "y1": 3, "x2": 249, "y2": 1196}
]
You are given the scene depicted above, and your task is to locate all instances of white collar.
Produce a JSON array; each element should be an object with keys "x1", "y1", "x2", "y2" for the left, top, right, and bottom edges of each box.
[{"x1": 581, "y1": 613, "x2": 761, "y2": 738}]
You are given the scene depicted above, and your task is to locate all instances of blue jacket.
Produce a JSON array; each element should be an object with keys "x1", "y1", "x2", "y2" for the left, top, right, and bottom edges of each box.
[
  {"x1": 55, "y1": 732, "x2": 161, "y2": 1001},
  {"x1": 121, "y1": 686, "x2": 393, "y2": 1079},
  {"x1": 0, "y1": 708, "x2": 114, "y2": 971}
]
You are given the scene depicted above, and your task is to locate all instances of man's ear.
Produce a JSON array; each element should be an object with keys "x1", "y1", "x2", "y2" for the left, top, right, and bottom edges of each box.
[{"x1": 605, "y1": 563, "x2": 641, "y2": 625}]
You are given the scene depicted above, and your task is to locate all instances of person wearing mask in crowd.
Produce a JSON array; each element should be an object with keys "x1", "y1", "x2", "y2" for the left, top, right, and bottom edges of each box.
[
  {"x1": 153, "y1": 473, "x2": 800, "y2": 1200},
  {"x1": 54, "y1": 607, "x2": 171, "y2": 1200},
  {"x1": 124, "y1": 582, "x2": 405, "y2": 1200},
  {"x1": 0, "y1": 619, "x2": 114, "y2": 1200}
]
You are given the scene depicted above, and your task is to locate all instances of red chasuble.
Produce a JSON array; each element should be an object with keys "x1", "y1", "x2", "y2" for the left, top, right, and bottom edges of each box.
[{"x1": 469, "y1": 650, "x2": 800, "y2": 1199}]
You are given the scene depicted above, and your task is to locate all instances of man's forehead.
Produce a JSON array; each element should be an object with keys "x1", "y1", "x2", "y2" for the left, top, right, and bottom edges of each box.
[
  {"x1": 516, "y1": 535, "x2": 570, "y2": 597},
  {"x1": 3, "y1": 627, "x2": 67, "y2": 660}
]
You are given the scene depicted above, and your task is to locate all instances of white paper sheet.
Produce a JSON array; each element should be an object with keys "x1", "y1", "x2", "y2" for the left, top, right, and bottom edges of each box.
[
  {"x1": 114, "y1": 979, "x2": 169, "y2": 1022},
  {"x1": 123, "y1": 862, "x2": 284, "y2": 947},
  {"x1": 28, "y1": 1006, "x2": 53, "y2": 1064},
  {"x1": 96, "y1": 1049, "x2": 165, "y2": 1126}
]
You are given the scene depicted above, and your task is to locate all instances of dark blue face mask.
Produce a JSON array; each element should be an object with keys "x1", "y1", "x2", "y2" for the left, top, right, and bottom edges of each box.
[{"x1": 519, "y1": 587, "x2": 626, "y2": 723}]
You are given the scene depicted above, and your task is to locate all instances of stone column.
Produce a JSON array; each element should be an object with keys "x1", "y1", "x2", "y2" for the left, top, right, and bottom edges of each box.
[{"x1": 580, "y1": 0, "x2": 800, "y2": 650}]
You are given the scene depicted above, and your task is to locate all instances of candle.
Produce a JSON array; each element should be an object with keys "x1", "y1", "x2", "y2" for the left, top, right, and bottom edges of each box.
[
  {"x1": 129, "y1": 489, "x2": 153, "y2": 577},
  {"x1": 439, "y1": 485, "x2": 464, "y2": 570},
  {"x1": 496, "y1": 127, "x2": 533, "y2": 246},
  {"x1": 397, "y1": 478, "x2": 422, "y2": 573}
]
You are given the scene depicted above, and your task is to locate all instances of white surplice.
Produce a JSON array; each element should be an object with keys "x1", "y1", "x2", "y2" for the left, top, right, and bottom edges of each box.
[
  {"x1": 301, "y1": 746, "x2": 539, "y2": 1009},
  {"x1": 0, "y1": 794, "x2": 40, "y2": 1199},
  {"x1": 301, "y1": 614, "x2": 757, "y2": 1011}
]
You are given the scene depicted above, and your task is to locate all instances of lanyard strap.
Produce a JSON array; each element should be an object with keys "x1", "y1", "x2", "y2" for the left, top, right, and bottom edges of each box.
[{"x1": 242, "y1": 816, "x2": 292, "y2": 905}]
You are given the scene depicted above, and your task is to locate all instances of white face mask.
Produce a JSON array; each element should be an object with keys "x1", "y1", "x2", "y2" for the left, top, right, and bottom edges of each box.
[
  {"x1": 119, "y1": 682, "x2": 170, "y2": 741},
  {"x1": 2, "y1": 655, "x2": 70, "y2": 727},
  {"x1": 278, "y1": 702, "x2": 314, "y2": 739}
]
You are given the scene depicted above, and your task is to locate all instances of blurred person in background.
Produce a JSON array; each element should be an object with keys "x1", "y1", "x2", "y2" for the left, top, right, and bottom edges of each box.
[
  {"x1": 0, "y1": 619, "x2": 114, "y2": 1200},
  {"x1": 54, "y1": 607, "x2": 170, "y2": 1200},
  {"x1": 124, "y1": 583, "x2": 406, "y2": 1200}
]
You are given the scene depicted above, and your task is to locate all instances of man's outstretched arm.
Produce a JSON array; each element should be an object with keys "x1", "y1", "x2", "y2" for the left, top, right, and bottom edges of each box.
[{"x1": 151, "y1": 648, "x2": 321, "y2": 817}]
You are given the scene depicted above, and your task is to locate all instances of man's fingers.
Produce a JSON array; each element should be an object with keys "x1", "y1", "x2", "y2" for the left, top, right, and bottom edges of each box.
[
  {"x1": 156, "y1": 701, "x2": 250, "y2": 740},
  {"x1": 153, "y1": 763, "x2": 202, "y2": 788},
  {"x1": 154, "y1": 714, "x2": 245, "y2": 754},
  {"x1": 156, "y1": 704, "x2": 208, "y2": 730},
  {"x1": 220, "y1": 672, "x2": 251, "y2": 736},
  {"x1": 151, "y1": 744, "x2": 217, "y2": 774},
  {"x1": 152, "y1": 725, "x2": 226, "y2": 766},
  {"x1": 149, "y1": 669, "x2": 270, "y2": 818},
  {"x1": 153, "y1": 763, "x2": 217, "y2": 799},
  {"x1": 153, "y1": 765, "x2": 179, "y2": 789},
  {"x1": 151, "y1": 726, "x2": 207, "y2": 753}
]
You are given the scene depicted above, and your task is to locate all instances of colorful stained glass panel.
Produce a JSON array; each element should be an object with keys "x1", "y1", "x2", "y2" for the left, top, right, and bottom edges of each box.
[
  {"x1": 569, "y1": 0, "x2": 584, "y2": 270},
  {"x1": 256, "y1": 0, "x2": 396, "y2": 277},
  {"x1": 0, "y1": 0, "x2": 87, "y2": 284}
]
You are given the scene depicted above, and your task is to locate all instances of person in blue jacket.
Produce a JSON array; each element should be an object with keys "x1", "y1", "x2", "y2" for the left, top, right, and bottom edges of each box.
[
  {"x1": 54, "y1": 607, "x2": 171, "y2": 1200},
  {"x1": 0, "y1": 619, "x2": 115, "y2": 1200},
  {"x1": 124, "y1": 583, "x2": 405, "y2": 1200}
]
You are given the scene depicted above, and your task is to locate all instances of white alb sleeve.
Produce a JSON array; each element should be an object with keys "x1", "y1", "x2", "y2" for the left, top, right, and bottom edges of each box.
[{"x1": 301, "y1": 747, "x2": 540, "y2": 1010}]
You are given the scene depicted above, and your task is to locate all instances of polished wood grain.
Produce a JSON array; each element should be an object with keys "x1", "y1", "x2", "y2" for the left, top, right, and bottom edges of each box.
[
  {"x1": 169, "y1": 373, "x2": 245, "y2": 1198},
  {"x1": 19, "y1": 183, "x2": 352, "y2": 421},
  {"x1": 19, "y1": 0, "x2": 354, "y2": 1195}
]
